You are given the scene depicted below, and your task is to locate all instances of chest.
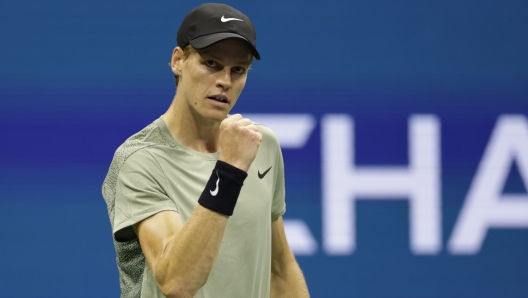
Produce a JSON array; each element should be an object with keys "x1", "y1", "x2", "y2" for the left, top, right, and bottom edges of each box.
[{"x1": 157, "y1": 148, "x2": 276, "y2": 225}]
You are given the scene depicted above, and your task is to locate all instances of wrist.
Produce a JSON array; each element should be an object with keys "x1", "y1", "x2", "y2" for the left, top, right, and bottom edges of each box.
[
  {"x1": 218, "y1": 156, "x2": 249, "y2": 172},
  {"x1": 198, "y1": 161, "x2": 248, "y2": 216}
]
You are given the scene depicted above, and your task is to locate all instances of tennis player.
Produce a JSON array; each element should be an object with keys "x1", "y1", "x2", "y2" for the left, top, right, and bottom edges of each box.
[{"x1": 102, "y1": 3, "x2": 309, "y2": 297}]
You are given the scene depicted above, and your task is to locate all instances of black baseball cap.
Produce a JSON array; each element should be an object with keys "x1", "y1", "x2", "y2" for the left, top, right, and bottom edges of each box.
[{"x1": 177, "y1": 3, "x2": 260, "y2": 60}]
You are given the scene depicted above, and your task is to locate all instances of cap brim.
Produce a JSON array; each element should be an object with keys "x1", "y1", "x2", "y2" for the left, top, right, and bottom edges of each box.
[{"x1": 189, "y1": 32, "x2": 261, "y2": 60}]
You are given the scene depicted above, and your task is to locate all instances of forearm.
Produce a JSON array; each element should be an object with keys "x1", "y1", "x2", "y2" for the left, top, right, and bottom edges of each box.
[
  {"x1": 156, "y1": 160, "x2": 247, "y2": 296},
  {"x1": 156, "y1": 205, "x2": 229, "y2": 297},
  {"x1": 271, "y1": 259, "x2": 310, "y2": 298}
]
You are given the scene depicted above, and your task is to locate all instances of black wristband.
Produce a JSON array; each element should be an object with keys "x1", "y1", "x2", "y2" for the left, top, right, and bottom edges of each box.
[{"x1": 198, "y1": 160, "x2": 248, "y2": 216}]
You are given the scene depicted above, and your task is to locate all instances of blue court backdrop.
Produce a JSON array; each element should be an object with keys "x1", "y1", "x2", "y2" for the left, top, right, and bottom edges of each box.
[{"x1": 1, "y1": 1, "x2": 528, "y2": 297}]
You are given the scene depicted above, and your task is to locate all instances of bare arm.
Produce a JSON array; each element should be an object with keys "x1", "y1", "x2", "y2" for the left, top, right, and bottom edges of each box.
[
  {"x1": 134, "y1": 207, "x2": 228, "y2": 298},
  {"x1": 270, "y1": 216, "x2": 310, "y2": 298},
  {"x1": 132, "y1": 114, "x2": 262, "y2": 298}
]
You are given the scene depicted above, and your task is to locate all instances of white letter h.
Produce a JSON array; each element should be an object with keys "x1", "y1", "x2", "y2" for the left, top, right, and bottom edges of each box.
[{"x1": 322, "y1": 115, "x2": 441, "y2": 255}]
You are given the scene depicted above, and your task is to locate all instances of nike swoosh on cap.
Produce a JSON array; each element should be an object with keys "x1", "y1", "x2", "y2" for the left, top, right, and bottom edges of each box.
[
  {"x1": 221, "y1": 16, "x2": 243, "y2": 22},
  {"x1": 210, "y1": 171, "x2": 220, "y2": 196},
  {"x1": 258, "y1": 166, "x2": 272, "y2": 179}
]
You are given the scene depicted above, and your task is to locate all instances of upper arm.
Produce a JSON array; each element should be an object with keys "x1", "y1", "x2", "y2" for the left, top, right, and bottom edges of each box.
[
  {"x1": 271, "y1": 217, "x2": 310, "y2": 297},
  {"x1": 133, "y1": 210, "x2": 184, "y2": 280},
  {"x1": 113, "y1": 149, "x2": 177, "y2": 242},
  {"x1": 271, "y1": 216, "x2": 295, "y2": 274}
]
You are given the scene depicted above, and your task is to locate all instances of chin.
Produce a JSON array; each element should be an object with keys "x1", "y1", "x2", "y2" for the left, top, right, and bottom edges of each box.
[{"x1": 203, "y1": 109, "x2": 229, "y2": 122}]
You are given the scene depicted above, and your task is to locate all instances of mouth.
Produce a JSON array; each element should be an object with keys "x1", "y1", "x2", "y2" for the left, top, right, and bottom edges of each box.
[{"x1": 207, "y1": 95, "x2": 229, "y2": 104}]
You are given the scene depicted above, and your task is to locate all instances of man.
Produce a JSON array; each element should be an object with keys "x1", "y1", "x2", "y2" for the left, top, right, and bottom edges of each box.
[{"x1": 102, "y1": 3, "x2": 309, "y2": 298}]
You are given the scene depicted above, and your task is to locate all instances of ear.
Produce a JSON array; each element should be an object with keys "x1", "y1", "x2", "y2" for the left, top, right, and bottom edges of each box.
[{"x1": 170, "y1": 46, "x2": 184, "y2": 76}]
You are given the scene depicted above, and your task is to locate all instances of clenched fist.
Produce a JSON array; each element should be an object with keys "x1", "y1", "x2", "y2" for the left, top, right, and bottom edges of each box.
[{"x1": 218, "y1": 114, "x2": 262, "y2": 172}]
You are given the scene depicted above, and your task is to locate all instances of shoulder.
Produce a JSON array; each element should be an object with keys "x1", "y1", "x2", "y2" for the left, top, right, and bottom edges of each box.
[
  {"x1": 117, "y1": 120, "x2": 169, "y2": 157},
  {"x1": 102, "y1": 119, "x2": 169, "y2": 198},
  {"x1": 254, "y1": 122, "x2": 281, "y2": 148},
  {"x1": 111, "y1": 118, "x2": 174, "y2": 169}
]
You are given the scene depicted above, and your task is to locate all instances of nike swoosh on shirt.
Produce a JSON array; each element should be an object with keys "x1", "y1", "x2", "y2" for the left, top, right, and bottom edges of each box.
[
  {"x1": 258, "y1": 166, "x2": 272, "y2": 179},
  {"x1": 221, "y1": 16, "x2": 243, "y2": 22},
  {"x1": 210, "y1": 171, "x2": 220, "y2": 196}
]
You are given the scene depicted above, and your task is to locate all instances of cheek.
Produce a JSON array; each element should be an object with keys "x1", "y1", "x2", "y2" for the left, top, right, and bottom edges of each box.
[
  {"x1": 182, "y1": 65, "x2": 207, "y2": 94},
  {"x1": 234, "y1": 76, "x2": 247, "y2": 92},
  {"x1": 189, "y1": 66, "x2": 215, "y2": 89},
  {"x1": 229, "y1": 78, "x2": 247, "y2": 106}
]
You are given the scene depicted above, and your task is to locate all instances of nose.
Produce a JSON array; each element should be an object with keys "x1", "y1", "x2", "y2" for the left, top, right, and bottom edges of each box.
[{"x1": 216, "y1": 67, "x2": 232, "y2": 90}]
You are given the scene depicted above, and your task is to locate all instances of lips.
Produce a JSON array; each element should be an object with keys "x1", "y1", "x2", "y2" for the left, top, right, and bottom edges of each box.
[{"x1": 207, "y1": 95, "x2": 229, "y2": 104}]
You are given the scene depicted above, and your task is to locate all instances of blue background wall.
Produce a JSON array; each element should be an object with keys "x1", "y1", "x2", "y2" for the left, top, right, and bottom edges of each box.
[{"x1": 1, "y1": 1, "x2": 527, "y2": 297}]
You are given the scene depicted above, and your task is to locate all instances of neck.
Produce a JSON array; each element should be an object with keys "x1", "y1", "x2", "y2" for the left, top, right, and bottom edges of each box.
[{"x1": 162, "y1": 93, "x2": 221, "y2": 153}]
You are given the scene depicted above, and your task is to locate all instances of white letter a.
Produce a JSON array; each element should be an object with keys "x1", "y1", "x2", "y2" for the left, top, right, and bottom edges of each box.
[{"x1": 448, "y1": 115, "x2": 528, "y2": 254}]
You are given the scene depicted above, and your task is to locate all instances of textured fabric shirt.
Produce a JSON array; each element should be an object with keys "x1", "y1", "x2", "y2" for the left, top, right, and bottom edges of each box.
[{"x1": 102, "y1": 116, "x2": 286, "y2": 298}]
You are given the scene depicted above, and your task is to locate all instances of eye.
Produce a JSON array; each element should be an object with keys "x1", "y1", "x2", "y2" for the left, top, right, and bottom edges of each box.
[
  {"x1": 205, "y1": 60, "x2": 216, "y2": 67},
  {"x1": 232, "y1": 66, "x2": 245, "y2": 74}
]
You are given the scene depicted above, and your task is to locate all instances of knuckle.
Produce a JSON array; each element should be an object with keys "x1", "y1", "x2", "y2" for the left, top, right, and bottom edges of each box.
[{"x1": 251, "y1": 131, "x2": 260, "y2": 140}]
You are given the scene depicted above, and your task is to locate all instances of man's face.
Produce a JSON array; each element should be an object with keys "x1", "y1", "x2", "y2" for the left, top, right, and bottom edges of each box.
[{"x1": 174, "y1": 38, "x2": 253, "y2": 122}]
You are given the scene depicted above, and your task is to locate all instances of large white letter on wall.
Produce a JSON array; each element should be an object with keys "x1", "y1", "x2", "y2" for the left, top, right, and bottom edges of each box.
[
  {"x1": 322, "y1": 115, "x2": 441, "y2": 255},
  {"x1": 448, "y1": 115, "x2": 528, "y2": 255}
]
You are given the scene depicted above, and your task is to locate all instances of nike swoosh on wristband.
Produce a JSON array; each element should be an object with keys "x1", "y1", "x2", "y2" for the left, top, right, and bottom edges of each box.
[
  {"x1": 210, "y1": 171, "x2": 220, "y2": 196},
  {"x1": 258, "y1": 166, "x2": 272, "y2": 179},
  {"x1": 221, "y1": 16, "x2": 243, "y2": 22}
]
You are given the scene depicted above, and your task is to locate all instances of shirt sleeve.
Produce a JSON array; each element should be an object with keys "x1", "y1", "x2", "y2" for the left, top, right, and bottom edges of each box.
[
  {"x1": 113, "y1": 148, "x2": 177, "y2": 242},
  {"x1": 271, "y1": 137, "x2": 286, "y2": 220}
]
